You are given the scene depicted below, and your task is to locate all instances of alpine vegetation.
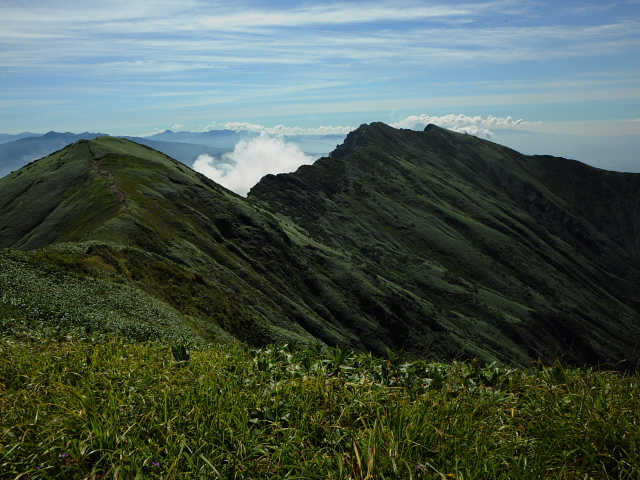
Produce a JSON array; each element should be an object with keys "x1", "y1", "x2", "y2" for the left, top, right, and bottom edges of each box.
[{"x1": 2, "y1": 122, "x2": 640, "y2": 478}]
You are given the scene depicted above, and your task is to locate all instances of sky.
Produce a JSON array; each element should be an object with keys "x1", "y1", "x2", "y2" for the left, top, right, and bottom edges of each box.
[{"x1": 1, "y1": 0, "x2": 639, "y2": 191}]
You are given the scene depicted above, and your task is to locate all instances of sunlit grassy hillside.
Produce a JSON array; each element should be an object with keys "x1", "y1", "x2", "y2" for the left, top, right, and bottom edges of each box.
[{"x1": 1, "y1": 334, "x2": 638, "y2": 479}]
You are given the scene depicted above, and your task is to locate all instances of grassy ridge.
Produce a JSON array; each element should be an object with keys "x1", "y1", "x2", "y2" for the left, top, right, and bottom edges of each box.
[{"x1": 1, "y1": 336, "x2": 638, "y2": 479}]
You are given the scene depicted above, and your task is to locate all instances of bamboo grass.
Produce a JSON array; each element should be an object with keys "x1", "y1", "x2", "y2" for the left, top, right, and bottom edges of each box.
[{"x1": 1, "y1": 337, "x2": 638, "y2": 479}]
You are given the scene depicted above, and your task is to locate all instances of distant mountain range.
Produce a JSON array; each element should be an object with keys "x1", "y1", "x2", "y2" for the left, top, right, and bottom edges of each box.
[
  {"x1": 0, "y1": 132, "x2": 42, "y2": 144},
  {"x1": 0, "y1": 132, "x2": 109, "y2": 178},
  {"x1": 144, "y1": 129, "x2": 346, "y2": 152},
  {"x1": 1, "y1": 124, "x2": 639, "y2": 368},
  {"x1": 0, "y1": 130, "x2": 346, "y2": 179}
]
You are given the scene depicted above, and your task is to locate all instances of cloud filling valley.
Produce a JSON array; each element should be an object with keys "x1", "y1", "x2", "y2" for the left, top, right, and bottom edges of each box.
[{"x1": 193, "y1": 134, "x2": 317, "y2": 196}]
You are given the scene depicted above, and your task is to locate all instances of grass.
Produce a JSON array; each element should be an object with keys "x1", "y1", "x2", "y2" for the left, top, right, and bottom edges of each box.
[
  {"x1": 0, "y1": 245, "x2": 206, "y2": 346},
  {"x1": 1, "y1": 335, "x2": 639, "y2": 479}
]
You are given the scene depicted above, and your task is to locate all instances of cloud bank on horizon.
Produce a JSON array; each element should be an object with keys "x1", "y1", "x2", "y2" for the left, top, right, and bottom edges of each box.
[
  {"x1": 190, "y1": 111, "x2": 640, "y2": 195},
  {"x1": 147, "y1": 113, "x2": 536, "y2": 138},
  {"x1": 389, "y1": 114, "x2": 541, "y2": 139}
]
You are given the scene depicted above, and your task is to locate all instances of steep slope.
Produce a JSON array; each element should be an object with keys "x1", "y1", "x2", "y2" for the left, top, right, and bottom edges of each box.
[{"x1": 249, "y1": 123, "x2": 640, "y2": 367}]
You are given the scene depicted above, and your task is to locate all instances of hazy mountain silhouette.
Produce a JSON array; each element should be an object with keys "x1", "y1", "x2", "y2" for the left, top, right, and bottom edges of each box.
[
  {"x1": 146, "y1": 129, "x2": 345, "y2": 154},
  {"x1": 0, "y1": 132, "x2": 43, "y2": 144},
  {"x1": 0, "y1": 132, "x2": 107, "y2": 177}
]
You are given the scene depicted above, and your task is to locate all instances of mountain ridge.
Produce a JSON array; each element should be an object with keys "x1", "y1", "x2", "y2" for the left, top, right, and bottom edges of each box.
[
  {"x1": 1, "y1": 125, "x2": 640, "y2": 368},
  {"x1": 249, "y1": 123, "x2": 640, "y2": 366}
]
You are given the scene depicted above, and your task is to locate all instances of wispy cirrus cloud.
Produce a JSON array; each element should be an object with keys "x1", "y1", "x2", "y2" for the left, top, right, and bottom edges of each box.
[
  {"x1": 199, "y1": 2, "x2": 509, "y2": 30},
  {"x1": 1, "y1": 0, "x2": 639, "y2": 135},
  {"x1": 2, "y1": 1, "x2": 638, "y2": 75}
]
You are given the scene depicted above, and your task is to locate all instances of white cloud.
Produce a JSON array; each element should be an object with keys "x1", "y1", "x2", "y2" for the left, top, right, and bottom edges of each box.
[
  {"x1": 391, "y1": 113, "x2": 537, "y2": 129},
  {"x1": 2, "y1": 0, "x2": 639, "y2": 103},
  {"x1": 391, "y1": 114, "x2": 541, "y2": 138},
  {"x1": 140, "y1": 115, "x2": 538, "y2": 142},
  {"x1": 449, "y1": 125, "x2": 494, "y2": 138},
  {"x1": 136, "y1": 120, "x2": 354, "y2": 137},
  {"x1": 192, "y1": 134, "x2": 316, "y2": 196},
  {"x1": 4, "y1": 1, "x2": 637, "y2": 76},
  {"x1": 199, "y1": 2, "x2": 499, "y2": 31}
]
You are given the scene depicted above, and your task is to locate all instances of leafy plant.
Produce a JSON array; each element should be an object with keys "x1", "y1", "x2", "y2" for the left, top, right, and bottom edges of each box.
[{"x1": 2, "y1": 336, "x2": 638, "y2": 479}]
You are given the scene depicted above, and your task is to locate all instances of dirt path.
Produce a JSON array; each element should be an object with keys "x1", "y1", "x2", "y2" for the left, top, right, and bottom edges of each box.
[{"x1": 87, "y1": 144, "x2": 127, "y2": 206}]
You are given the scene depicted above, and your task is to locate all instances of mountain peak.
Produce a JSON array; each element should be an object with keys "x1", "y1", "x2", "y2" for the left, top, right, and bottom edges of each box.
[
  {"x1": 0, "y1": 136, "x2": 225, "y2": 250},
  {"x1": 327, "y1": 121, "x2": 481, "y2": 162},
  {"x1": 250, "y1": 121, "x2": 640, "y2": 366},
  {"x1": 329, "y1": 122, "x2": 401, "y2": 158}
]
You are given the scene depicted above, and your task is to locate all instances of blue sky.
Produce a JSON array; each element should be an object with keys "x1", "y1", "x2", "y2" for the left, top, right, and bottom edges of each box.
[{"x1": 1, "y1": 1, "x2": 639, "y2": 150}]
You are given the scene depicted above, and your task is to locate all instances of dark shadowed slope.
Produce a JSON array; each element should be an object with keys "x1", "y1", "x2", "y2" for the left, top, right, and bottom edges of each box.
[
  {"x1": 2, "y1": 129, "x2": 640, "y2": 367},
  {"x1": 249, "y1": 123, "x2": 640, "y2": 367}
]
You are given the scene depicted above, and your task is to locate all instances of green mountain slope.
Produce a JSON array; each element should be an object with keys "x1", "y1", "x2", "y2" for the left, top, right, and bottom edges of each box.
[
  {"x1": 1, "y1": 129, "x2": 640, "y2": 368},
  {"x1": 0, "y1": 137, "x2": 320, "y2": 345},
  {"x1": 249, "y1": 123, "x2": 640, "y2": 367}
]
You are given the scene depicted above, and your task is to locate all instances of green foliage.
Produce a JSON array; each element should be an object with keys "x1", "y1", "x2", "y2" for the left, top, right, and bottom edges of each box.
[
  {"x1": 171, "y1": 344, "x2": 191, "y2": 366},
  {"x1": 0, "y1": 245, "x2": 205, "y2": 345},
  {"x1": 1, "y1": 337, "x2": 639, "y2": 479}
]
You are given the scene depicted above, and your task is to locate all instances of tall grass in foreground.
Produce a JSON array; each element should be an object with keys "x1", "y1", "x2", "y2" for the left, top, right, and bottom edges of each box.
[{"x1": 1, "y1": 337, "x2": 639, "y2": 479}]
